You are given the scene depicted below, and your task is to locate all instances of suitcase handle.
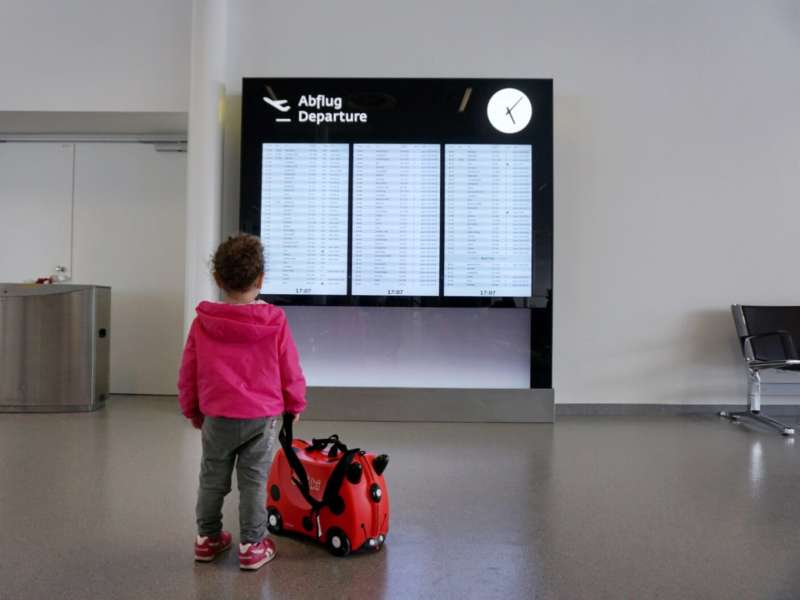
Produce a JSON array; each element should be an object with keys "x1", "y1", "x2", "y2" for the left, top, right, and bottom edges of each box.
[
  {"x1": 279, "y1": 413, "x2": 323, "y2": 511},
  {"x1": 308, "y1": 434, "x2": 349, "y2": 458},
  {"x1": 278, "y1": 413, "x2": 361, "y2": 529}
]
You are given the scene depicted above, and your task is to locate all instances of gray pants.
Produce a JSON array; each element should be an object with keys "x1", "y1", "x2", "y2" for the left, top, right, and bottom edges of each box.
[{"x1": 196, "y1": 416, "x2": 278, "y2": 543}]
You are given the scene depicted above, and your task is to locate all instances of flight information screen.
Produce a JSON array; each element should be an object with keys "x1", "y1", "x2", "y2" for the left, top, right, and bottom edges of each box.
[
  {"x1": 240, "y1": 77, "x2": 552, "y2": 309},
  {"x1": 260, "y1": 143, "x2": 349, "y2": 295},
  {"x1": 352, "y1": 144, "x2": 440, "y2": 296},
  {"x1": 444, "y1": 145, "x2": 532, "y2": 297}
]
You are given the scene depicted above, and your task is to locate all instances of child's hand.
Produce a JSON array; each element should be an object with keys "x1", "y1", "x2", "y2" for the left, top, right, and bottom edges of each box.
[
  {"x1": 191, "y1": 414, "x2": 205, "y2": 430},
  {"x1": 293, "y1": 413, "x2": 301, "y2": 424}
]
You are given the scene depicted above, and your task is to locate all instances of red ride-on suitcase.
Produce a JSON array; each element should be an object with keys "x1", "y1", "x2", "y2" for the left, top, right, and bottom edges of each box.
[{"x1": 266, "y1": 414, "x2": 390, "y2": 556}]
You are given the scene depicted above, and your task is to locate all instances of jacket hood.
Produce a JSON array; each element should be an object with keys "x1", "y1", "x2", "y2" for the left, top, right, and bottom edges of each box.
[{"x1": 195, "y1": 301, "x2": 283, "y2": 343}]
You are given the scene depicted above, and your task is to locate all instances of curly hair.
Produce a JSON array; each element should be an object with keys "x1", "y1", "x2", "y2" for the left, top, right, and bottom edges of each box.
[{"x1": 212, "y1": 234, "x2": 265, "y2": 293}]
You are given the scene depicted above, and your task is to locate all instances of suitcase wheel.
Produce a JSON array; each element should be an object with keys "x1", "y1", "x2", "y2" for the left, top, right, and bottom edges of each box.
[
  {"x1": 267, "y1": 507, "x2": 283, "y2": 534},
  {"x1": 361, "y1": 531, "x2": 386, "y2": 552},
  {"x1": 326, "y1": 527, "x2": 351, "y2": 557}
]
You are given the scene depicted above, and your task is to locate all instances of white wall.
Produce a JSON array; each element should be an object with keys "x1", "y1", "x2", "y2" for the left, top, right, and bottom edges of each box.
[
  {"x1": 0, "y1": 142, "x2": 187, "y2": 395},
  {"x1": 72, "y1": 143, "x2": 187, "y2": 395},
  {"x1": 0, "y1": 143, "x2": 74, "y2": 282},
  {"x1": 0, "y1": 0, "x2": 191, "y2": 112},
  {"x1": 222, "y1": 0, "x2": 800, "y2": 403}
]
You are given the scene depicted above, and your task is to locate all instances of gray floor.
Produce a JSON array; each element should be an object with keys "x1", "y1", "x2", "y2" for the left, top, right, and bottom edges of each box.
[{"x1": 2, "y1": 398, "x2": 800, "y2": 599}]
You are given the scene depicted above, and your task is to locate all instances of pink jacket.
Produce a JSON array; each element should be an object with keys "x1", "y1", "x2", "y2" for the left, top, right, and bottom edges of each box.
[{"x1": 178, "y1": 301, "x2": 307, "y2": 420}]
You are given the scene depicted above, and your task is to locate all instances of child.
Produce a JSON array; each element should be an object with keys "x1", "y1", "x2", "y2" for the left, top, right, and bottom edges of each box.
[{"x1": 178, "y1": 234, "x2": 306, "y2": 570}]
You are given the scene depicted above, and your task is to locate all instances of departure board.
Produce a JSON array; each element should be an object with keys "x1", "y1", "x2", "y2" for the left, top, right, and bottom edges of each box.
[
  {"x1": 352, "y1": 144, "x2": 440, "y2": 296},
  {"x1": 242, "y1": 78, "x2": 554, "y2": 389},
  {"x1": 240, "y1": 77, "x2": 553, "y2": 309},
  {"x1": 444, "y1": 144, "x2": 532, "y2": 297},
  {"x1": 260, "y1": 143, "x2": 349, "y2": 295}
]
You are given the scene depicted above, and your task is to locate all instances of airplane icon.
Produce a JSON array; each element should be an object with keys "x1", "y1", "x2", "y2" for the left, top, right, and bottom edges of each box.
[{"x1": 263, "y1": 97, "x2": 291, "y2": 112}]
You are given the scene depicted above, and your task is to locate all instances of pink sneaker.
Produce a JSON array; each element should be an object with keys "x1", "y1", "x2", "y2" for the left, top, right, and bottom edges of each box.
[
  {"x1": 238, "y1": 538, "x2": 277, "y2": 570},
  {"x1": 194, "y1": 531, "x2": 232, "y2": 562}
]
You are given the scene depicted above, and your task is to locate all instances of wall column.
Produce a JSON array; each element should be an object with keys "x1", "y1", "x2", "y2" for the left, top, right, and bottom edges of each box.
[{"x1": 184, "y1": 0, "x2": 227, "y2": 334}]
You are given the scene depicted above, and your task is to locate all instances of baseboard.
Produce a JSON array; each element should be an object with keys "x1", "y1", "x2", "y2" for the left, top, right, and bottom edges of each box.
[
  {"x1": 0, "y1": 402, "x2": 103, "y2": 413},
  {"x1": 556, "y1": 403, "x2": 800, "y2": 416},
  {"x1": 109, "y1": 393, "x2": 800, "y2": 420},
  {"x1": 304, "y1": 386, "x2": 554, "y2": 423},
  {"x1": 761, "y1": 383, "x2": 800, "y2": 395},
  {"x1": 108, "y1": 390, "x2": 555, "y2": 422}
]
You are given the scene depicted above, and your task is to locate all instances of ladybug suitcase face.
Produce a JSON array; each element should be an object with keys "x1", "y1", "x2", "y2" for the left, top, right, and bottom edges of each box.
[{"x1": 267, "y1": 432, "x2": 390, "y2": 557}]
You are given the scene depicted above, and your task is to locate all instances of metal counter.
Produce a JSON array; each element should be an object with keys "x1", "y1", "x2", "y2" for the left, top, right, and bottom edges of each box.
[{"x1": 0, "y1": 284, "x2": 110, "y2": 412}]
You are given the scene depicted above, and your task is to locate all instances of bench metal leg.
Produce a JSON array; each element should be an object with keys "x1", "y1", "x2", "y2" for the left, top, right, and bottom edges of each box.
[
  {"x1": 749, "y1": 370, "x2": 761, "y2": 412},
  {"x1": 719, "y1": 371, "x2": 796, "y2": 436},
  {"x1": 719, "y1": 410, "x2": 796, "y2": 436}
]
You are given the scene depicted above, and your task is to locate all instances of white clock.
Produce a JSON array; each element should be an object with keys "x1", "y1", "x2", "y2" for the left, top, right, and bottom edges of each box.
[{"x1": 487, "y1": 88, "x2": 532, "y2": 134}]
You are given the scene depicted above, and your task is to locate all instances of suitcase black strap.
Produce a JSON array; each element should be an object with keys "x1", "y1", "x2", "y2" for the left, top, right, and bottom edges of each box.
[
  {"x1": 278, "y1": 413, "x2": 323, "y2": 511},
  {"x1": 307, "y1": 434, "x2": 350, "y2": 458},
  {"x1": 278, "y1": 413, "x2": 360, "y2": 532}
]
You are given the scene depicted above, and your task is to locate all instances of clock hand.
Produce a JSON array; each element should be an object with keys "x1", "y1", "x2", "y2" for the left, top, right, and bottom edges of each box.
[
  {"x1": 509, "y1": 95, "x2": 524, "y2": 111},
  {"x1": 505, "y1": 106, "x2": 516, "y2": 124}
]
